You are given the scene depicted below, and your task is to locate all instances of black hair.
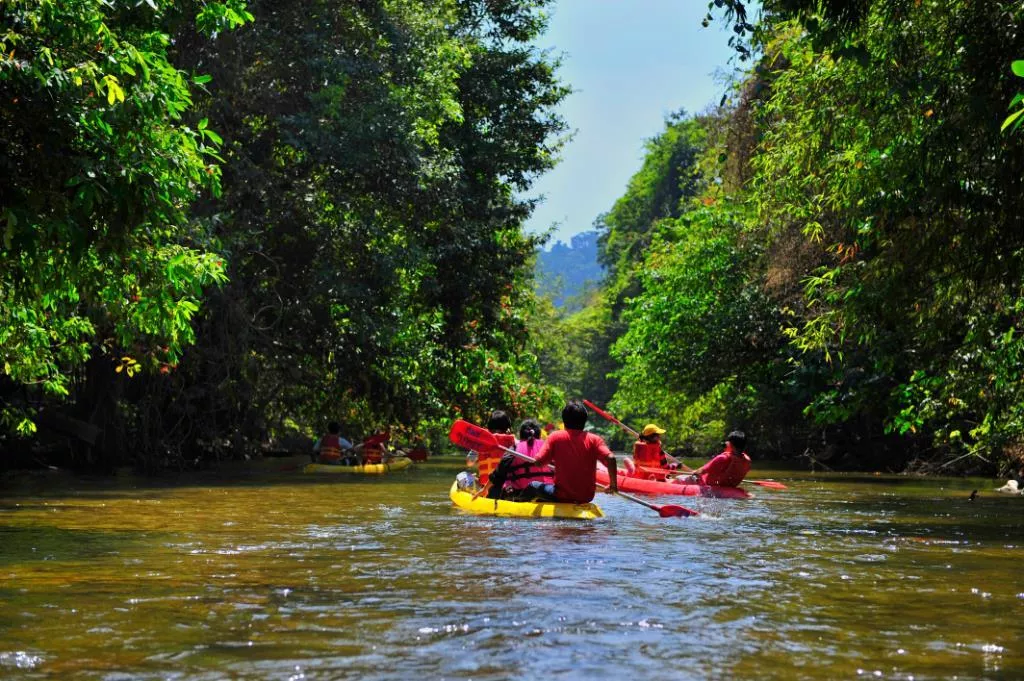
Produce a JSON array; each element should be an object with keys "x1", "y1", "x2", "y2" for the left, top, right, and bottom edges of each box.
[
  {"x1": 328, "y1": 422, "x2": 340, "y2": 434},
  {"x1": 487, "y1": 410, "x2": 513, "y2": 434},
  {"x1": 519, "y1": 418, "x2": 542, "y2": 444},
  {"x1": 726, "y1": 430, "x2": 746, "y2": 451},
  {"x1": 561, "y1": 400, "x2": 588, "y2": 430}
]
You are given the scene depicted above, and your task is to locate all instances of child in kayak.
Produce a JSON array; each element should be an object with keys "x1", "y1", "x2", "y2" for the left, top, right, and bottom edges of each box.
[
  {"x1": 465, "y1": 410, "x2": 515, "y2": 494},
  {"x1": 679, "y1": 430, "x2": 751, "y2": 487},
  {"x1": 486, "y1": 418, "x2": 554, "y2": 500},
  {"x1": 528, "y1": 400, "x2": 618, "y2": 503}
]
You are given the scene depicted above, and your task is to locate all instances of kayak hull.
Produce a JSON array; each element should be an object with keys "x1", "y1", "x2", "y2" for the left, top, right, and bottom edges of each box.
[
  {"x1": 303, "y1": 457, "x2": 413, "y2": 474},
  {"x1": 596, "y1": 469, "x2": 751, "y2": 499},
  {"x1": 449, "y1": 481, "x2": 603, "y2": 519}
]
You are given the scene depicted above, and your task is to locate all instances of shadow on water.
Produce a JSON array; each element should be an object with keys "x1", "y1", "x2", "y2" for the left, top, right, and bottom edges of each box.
[
  {"x1": 0, "y1": 525, "x2": 146, "y2": 567},
  {"x1": 0, "y1": 457, "x2": 463, "y2": 502}
]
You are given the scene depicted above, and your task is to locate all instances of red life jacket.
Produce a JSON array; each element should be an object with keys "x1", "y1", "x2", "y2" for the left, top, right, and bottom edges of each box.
[
  {"x1": 505, "y1": 440, "x2": 554, "y2": 490},
  {"x1": 632, "y1": 441, "x2": 667, "y2": 473},
  {"x1": 318, "y1": 434, "x2": 342, "y2": 463},
  {"x1": 478, "y1": 433, "x2": 515, "y2": 486},
  {"x1": 701, "y1": 451, "x2": 752, "y2": 487},
  {"x1": 362, "y1": 432, "x2": 390, "y2": 464}
]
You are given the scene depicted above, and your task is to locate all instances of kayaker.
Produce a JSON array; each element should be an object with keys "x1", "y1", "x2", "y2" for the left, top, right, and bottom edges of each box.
[
  {"x1": 487, "y1": 418, "x2": 554, "y2": 500},
  {"x1": 468, "y1": 410, "x2": 516, "y2": 493},
  {"x1": 681, "y1": 430, "x2": 751, "y2": 487},
  {"x1": 630, "y1": 424, "x2": 678, "y2": 473},
  {"x1": 528, "y1": 400, "x2": 618, "y2": 503},
  {"x1": 361, "y1": 431, "x2": 393, "y2": 465},
  {"x1": 312, "y1": 422, "x2": 355, "y2": 464}
]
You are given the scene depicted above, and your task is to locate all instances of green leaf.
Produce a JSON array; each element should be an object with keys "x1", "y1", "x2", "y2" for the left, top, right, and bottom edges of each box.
[
  {"x1": 1001, "y1": 106, "x2": 1024, "y2": 133},
  {"x1": 193, "y1": 73, "x2": 213, "y2": 85},
  {"x1": 1012, "y1": 60, "x2": 1024, "y2": 78}
]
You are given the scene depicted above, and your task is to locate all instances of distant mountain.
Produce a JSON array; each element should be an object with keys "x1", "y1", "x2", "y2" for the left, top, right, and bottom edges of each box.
[{"x1": 535, "y1": 231, "x2": 605, "y2": 310}]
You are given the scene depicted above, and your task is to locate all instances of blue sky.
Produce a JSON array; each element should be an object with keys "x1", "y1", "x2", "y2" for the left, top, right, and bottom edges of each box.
[{"x1": 525, "y1": 1, "x2": 741, "y2": 246}]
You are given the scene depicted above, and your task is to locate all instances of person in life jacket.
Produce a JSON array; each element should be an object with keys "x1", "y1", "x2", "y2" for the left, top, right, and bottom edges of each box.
[
  {"x1": 629, "y1": 424, "x2": 674, "y2": 477},
  {"x1": 312, "y1": 422, "x2": 355, "y2": 464},
  {"x1": 487, "y1": 418, "x2": 554, "y2": 500},
  {"x1": 468, "y1": 410, "x2": 515, "y2": 492},
  {"x1": 361, "y1": 431, "x2": 392, "y2": 465},
  {"x1": 682, "y1": 430, "x2": 751, "y2": 487}
]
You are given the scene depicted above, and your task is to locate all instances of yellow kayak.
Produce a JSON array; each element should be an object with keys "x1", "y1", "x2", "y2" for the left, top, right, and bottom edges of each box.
[
  {"x1": 448, "y1": 481, "x2": 603, "y2": 519},
  {"x1": 303, "y1": 457, "x2": 413, "y2": 474}
]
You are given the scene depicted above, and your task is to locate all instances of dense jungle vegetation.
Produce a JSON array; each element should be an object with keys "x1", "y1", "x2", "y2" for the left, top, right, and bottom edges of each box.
[
  {"x1": 540, "y1": 0, "x2": 1024, "y2": 475},
  {"x1": 2, "y1": 0, "x2": 1022, "y2": 476}
]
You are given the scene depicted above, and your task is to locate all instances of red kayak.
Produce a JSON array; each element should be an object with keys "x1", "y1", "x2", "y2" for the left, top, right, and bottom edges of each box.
[{"x1": 596, "y1": 467, "x2": 752, "y2": 499}]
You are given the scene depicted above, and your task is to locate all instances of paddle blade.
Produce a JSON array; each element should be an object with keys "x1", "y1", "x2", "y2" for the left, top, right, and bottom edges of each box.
[
  {"x1": 658, "y1": 504, "x2": 699, "y2": 518},
  {"x1": 749, "y1": 479, "x2": 788, "y2": 490},
  {"x1": 449, "y1": 419, "x2": 498, "y2": 452}
]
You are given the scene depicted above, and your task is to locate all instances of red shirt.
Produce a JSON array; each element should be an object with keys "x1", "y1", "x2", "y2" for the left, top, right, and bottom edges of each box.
[
  {"x1": 700, "y1": 450, "x2": 751, "y2": 487},
  {"x1": 534, "y1": 429, "x2": 612, "y2": 503}
]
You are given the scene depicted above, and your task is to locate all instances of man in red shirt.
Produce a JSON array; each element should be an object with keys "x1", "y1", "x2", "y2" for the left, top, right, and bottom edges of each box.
[
  {"x1": 686, "y1": 430, "x2": 751, "y2": 487},
  {"x1": 530, "y1": 400, "x2": 618, "y2": 503}
]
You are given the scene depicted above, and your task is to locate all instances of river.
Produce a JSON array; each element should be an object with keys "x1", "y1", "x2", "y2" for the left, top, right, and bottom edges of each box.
[{"x1": 1, "y1": 458, "x2": 1021, "y2": 680}]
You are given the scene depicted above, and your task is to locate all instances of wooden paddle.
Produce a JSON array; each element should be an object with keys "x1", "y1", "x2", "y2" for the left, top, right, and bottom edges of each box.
[{"x1": 448, "y1": 419, "x2": 698, "y2": 518}]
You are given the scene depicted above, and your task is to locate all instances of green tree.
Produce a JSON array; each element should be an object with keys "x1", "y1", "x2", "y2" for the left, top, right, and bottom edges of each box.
[
  {"x1": 0, "y1": 1, "x2": 249, "y2": 445},
  {"x1": 125, "y1": 0, "x2": 570, "y2": 462}
]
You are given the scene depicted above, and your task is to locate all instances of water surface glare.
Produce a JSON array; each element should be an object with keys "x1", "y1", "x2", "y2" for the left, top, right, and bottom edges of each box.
[{"x1": 1, "y1": 460, "x2": 1022, "y2": 680}]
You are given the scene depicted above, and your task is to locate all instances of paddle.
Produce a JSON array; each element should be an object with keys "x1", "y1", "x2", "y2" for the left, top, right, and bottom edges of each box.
[
  {"x1": 583, "y1": 399, "x2": 640, "y2": 438},
  {"x1": 633, "y1": 462, "x2": 788, "y2": 490},
  {"x1": 583, "y1": 399, "x2": 685, "y2": 468},
  {"x1": 448, "y1": 419, "x2": 698, "y2": 518},
  {"x1": 584, "y1": 401, "x2": 787, "y2": 491}
]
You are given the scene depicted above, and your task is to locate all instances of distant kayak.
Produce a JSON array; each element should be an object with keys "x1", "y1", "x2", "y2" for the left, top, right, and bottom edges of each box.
[
  {"x1": 596, "y1": 468, "x2": 751, "y2": 499},
  {"x1": 448, "y1": 481, "x2": 604, "y2": 519},
  {"x1": 303, "y1": 457, "x2": 413, "y2": 474}
]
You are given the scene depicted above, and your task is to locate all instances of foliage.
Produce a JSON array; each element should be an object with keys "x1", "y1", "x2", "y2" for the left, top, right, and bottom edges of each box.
[
  {"x1": 123, "y1": 0, "x2": 570, "y2": 462},
  {"x1": 542, "y1": 1, "x2": 1024, "y2": 473},
  {"x1": 0, "y1": 1, "x2": 249, "y2": 441},
  {"x1": 1002, "y1": 60, "x2": 1024, "y2": 133},
  {"x1": 747, "y1": 3, "x2": 1024, "y2": 469}
]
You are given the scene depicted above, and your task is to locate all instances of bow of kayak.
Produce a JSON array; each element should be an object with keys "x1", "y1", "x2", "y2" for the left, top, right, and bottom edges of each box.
[
  {"x1": 303, "y1": 457, "x2": 413, "y2": 474},
  {"x1": 596, "y1": 468, "x2": 751, "y2": 498},
  {"x1": 449, "y1": 481, "x2": 604, "y2": 519}
]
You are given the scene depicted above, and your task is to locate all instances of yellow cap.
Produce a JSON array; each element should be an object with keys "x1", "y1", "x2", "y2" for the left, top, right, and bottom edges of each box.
[{"x1": 642, "y1": 424, "x2": 666, "y2": 436}]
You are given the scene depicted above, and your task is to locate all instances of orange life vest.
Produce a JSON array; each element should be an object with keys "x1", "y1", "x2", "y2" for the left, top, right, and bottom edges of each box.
[
  {"x1": 478, "y1": 433, "x2": 515, "y2": 487},
  {"x1": 318, "y1": 434, "x2": 343, "y2": 463},
  {"x1": 362, "y1": 432, "x2": 390, "y2": 464},
  {"x1": 632, "y1": 441, "x2": 665, "y2": 472}
]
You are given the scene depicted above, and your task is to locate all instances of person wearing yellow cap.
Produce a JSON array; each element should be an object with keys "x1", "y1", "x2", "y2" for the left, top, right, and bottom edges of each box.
[{"x1": 630, "y1": 423, "x2": 676, "y2": 474}]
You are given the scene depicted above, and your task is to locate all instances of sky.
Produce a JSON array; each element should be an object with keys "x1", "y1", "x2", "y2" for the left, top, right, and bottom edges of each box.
[{"x1": 525, "y1": 0, "x2": 741, "y2": 246}]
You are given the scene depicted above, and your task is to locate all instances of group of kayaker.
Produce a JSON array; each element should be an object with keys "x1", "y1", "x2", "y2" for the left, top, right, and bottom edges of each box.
[
  {"x1": 462, "y1": 399, "x2": 752, "y2": 505},
  {"x1": 311, "y1": 422, "x2": 395, "y2": 466},
  {"x1": 465, "y1": 400, "x2": 617, "y2": 503}
]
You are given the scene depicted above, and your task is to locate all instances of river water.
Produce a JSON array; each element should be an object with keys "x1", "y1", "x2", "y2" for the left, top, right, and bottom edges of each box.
[{"x1": 1, "y1": 458, "x2": 1021, "y2": 680}]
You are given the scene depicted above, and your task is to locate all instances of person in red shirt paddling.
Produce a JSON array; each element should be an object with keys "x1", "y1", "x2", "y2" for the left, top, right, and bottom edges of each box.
[
  {"x1": 528, "y1": 400, "x2": 618, "y2": 503},
  {"x1": 682, "y1": 430, "x2": 751, "y2": 487}
]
